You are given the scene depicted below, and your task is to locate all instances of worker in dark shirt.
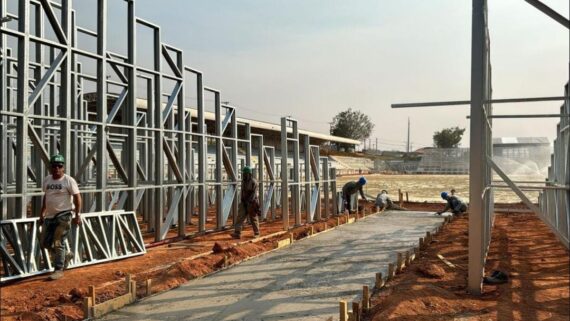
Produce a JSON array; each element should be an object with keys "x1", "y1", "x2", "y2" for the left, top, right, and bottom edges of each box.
[
  {"x1": 342, "y1": 176, "x2": 368, "y2": 214},
  {"x1": 436, "y1": 191, "x2": 467, "y2": 215},
  {"x1": 231, "y1": 166, "x2": 261, "y2": 239}
]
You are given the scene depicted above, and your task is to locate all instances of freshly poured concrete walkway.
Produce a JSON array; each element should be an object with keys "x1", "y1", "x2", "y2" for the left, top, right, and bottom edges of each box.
[{"x1": 102, "y1": 211, "x2": 447, "y2": 321}]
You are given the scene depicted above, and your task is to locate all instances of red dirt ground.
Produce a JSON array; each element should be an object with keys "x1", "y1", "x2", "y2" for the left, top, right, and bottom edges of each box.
[
  {"x1": 0, "y1": 201, "x2": 376, "y2": 321},
  {"x1": 364, "y1": 211, "x2": 570, "y2": 321},
  {"x1": 2, "y1": 202, "x2": 566, "y2": 321}
]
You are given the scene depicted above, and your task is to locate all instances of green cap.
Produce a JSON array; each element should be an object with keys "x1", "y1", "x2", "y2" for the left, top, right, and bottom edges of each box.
[
  {"x1": 242, "y1": 166, "x2": 252, "y2": 174},
  {"x1": 50, "y1": 154, "x2": 65, "y2": 164}
]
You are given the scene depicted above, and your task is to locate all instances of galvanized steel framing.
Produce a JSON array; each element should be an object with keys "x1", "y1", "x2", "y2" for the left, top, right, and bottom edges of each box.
[
  {"x1": 0, "y1": 0, "x2": 341, "y2": 281},
  {"x1": 392, "y1": 0, "x2": 569, "y2": 294}
]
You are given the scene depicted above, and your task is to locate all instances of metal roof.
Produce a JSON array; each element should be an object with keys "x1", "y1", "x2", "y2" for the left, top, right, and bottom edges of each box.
[
  {"x1": 492, "y1": 137, "x2": 550, "y2": 145},
  {"x1": 85, "y1": 94, "x2": 360, "y2": 145}
]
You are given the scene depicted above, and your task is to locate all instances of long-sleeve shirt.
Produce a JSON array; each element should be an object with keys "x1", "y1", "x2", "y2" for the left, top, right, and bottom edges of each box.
[
  {"x1": 442, "y1": 195, "x2": 466, "y2": 213},
  {"x1": 241, "y1": 177, "x2": 259, "y2": 204},
  {"x1": 342, "y1": 181, "x2": 366, "y2": 201}
]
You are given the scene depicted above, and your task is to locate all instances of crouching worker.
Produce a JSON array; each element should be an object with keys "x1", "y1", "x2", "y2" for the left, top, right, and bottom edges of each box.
[
  {"x1": 342, "y1": 176, "x2": 369, "y2": 214},
  {"x1": 232, "y1": 166, "x2": 261, "y2": 239},
  {"x1": 436, "y1": 191, "x2": 467, "y2": 215},
  {"x1": 375, "y1": 190, "x2": 407, "y2": 211},
  {"x1": 39, "y1": 154, "x2": 82, "y2": 280}
]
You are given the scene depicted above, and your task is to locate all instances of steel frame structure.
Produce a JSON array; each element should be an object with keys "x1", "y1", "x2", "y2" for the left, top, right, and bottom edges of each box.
[
  {"x1": 1, "y1": 210, "x2": 145, "y2": 282},
  {"x1": 1, "y1": 0, "x2": 342, "y2": 281},
  {"x1": 539, "y1": 84, "x2": 570, "y2": 249},
  {"x1": 391, "y1": 0, "x2": 569, "y2": 294}
]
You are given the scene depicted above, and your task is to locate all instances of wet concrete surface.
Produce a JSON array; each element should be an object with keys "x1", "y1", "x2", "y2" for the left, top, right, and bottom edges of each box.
[{"x1": 102, "y1": 211, "x2": 447, "y2": 321}]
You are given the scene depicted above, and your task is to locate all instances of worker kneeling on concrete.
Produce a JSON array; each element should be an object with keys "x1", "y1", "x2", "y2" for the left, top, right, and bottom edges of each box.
[
  {"x1": 375, "y1": 190, "x2": 407, "y2": 211},
  {"x1": 342, "y1": 176, "x2": 369, "y2": 214},
  {"x1": 436, "y1": 192, "x2": 467, "y2": 215},
  {"x1": 231, "y1": 166, "x2": 261, "y2": 239}
]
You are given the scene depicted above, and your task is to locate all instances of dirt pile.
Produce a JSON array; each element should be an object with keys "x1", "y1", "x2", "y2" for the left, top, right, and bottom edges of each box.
[{"x1": 416, "y1": 263, "x2": 446, "y2": 279}]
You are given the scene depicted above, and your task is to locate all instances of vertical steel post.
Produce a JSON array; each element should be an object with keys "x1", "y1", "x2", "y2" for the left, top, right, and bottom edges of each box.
[
  {"x1": 214, "y1": 92, "x2": 223, "y2": 229},
  {"x1": 153, "y1": 26, "x2": 164, "y2": 241},
  {"x1": 15, "y1": 0, "x2": 30, "y2": 217},
  {"x1": 59, "y1": 0, "x2": 72, "y2": 186},
  {"x1": 127, "y1": 0, "x2": 137, "y2": 212},
  {"x1": 304, "y1": 135, "x2": 311, "y2": 222},
  {"x1": 292, "y1": 121, "x2": 300, "y2": 225},
  {"x1": 197, "y1": 73, "x2": 207, "y2": 233},
  {"x1": 0, "y1": 0, "x2": 7, "y2": 219},
  {"x1": 323, "y1": 157, "x2": 330, "y2": 218},
  {"x1": 95, "y1": 0, "x2": 107, "y2": 212},
  {"x1": 468, "y1": 0, "x2": 487, "y2": 295},
  {"x1": 176, "y1": 51, "x2": 186, "y2": 237},
  {"x1": 230, "y1": 108, "x2": 238, "y2": 225},
  {"x1": 281, "y1": 117, "x2": 289, "y2": 230}
]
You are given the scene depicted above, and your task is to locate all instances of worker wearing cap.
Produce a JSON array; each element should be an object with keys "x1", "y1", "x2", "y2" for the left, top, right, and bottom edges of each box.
[
  {"x1": 436, "y1": 191, "x2": 467, "y2": 215},
  {"x1": 375, "y1": 190, "x2": 407, "y2": 211},
  {"x1": 39, "y1": 154, "x2": 82, "y2": 280},
  {"x1": 231, "y1": 166, "x2": 261, "y2": 239},
  {"x1": 341, "y1": 176, "x2": 368, "y2": 214}
]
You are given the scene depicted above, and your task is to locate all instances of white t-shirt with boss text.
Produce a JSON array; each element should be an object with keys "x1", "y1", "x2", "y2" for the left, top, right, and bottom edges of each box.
[{"x1": 43, "y1": 174, "x2": 80, "y2": 218}]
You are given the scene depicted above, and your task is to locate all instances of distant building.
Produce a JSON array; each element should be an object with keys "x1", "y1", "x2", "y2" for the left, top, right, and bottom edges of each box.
[{"x1": 412, "y1": 137, "x2": 551, "y2": 175}]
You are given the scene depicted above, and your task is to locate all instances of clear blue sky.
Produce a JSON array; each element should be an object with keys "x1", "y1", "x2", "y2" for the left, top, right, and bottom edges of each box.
[{"x1": 74, "y1": 0, "x2": 569, "y2": 150}]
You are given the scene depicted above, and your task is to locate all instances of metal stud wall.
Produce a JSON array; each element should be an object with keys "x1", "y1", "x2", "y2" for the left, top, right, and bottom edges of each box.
[
  {"x1": 0, "y1": 0, "x2": 342, "y2": 281},
  {"x1": 539, "y1": 84, "x2": 570, "y2": 249},
  {"x1": 391, "y1": 0, "x2": 569, "y2": 295}
]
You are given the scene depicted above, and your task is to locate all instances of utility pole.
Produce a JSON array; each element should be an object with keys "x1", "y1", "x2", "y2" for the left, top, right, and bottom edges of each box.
[
  {"x1": 375, "y1": 137, "x2": 378, "y2": 151},
  {"x1": 406, "y1": 117, "x2": 411, "y2": 153}
]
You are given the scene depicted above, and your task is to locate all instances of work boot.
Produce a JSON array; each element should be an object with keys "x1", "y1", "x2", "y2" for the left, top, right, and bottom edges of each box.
[
  {"x1": 230, "y1": 232, "x2": 241, "y2": 239},
  {"x1": 64, "y1": 252, "x2": 74, "y2": 269},
  {"x1": 48, "y1": 269, "x2": 64, "y2": 280}
]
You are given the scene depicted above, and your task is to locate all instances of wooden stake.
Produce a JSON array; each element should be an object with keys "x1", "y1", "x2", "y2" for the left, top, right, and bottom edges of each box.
[
  {"x1": 130, "y1": 280, "x2": 137, "y2": 300},
  {"x1": 352, "y1": 301, "x2": 361, "y2": 321},
  {"x1": 426, "y1": 231, "x2": 431, "y2": 243},
  {"x1": 396, "y1": 252, "x2": 403, "y2": 273},
  {"x1": 419, "y1": 237, "x2": 424, "y2": 250},
  {"x1": 405, "y1": 251, "x2": 411, "y2": 266},
  {"x1": 398, "y1": 188, "x2": 403, "y2": 207},
  {"x1": 388, "y1": 263, "x2": 395, "y2": 279},
  {"x1": 339, "y1": 300, "x2": 348, "y2": 321},
  {"x1": 405, "y1": 192, "x2": 409, "y2": 202},
  {"x1": 83, "y1": 297, "x2": 93, "y2": 319},
  {"x1": 363, "y1": 285, "x2": 370, "y2": 311},
  {"x1": 414, "y1": 247, "x2": 420, "y2": 259},
  {"x1": 145, "y1": 279, "x2": 152, "y2": 297},
  {"x1": 88, "y1": 285, "x2": 96, "y2": 305},
  {"x1": 375, "y1": 272, "x2": 384, "y2": 288},
  {"x1": 125, "y1": 275, "x2": 132, "y2": 295}
]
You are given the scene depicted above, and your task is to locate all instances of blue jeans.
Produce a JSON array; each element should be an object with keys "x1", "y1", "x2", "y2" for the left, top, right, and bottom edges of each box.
[{"x1": 41, "y1": 212, "x2": 72, "y2": 270}]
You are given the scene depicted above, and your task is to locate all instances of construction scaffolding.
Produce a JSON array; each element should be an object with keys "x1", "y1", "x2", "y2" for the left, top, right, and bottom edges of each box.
[
  {"x1": 392, "y1": 0, "x2": 569, "y2": 294},
  {"x1": 0, "y1": 0, "x2": 344, "y2": 282}
]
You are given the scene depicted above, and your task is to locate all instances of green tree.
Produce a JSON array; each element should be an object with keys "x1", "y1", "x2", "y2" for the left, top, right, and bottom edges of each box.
[
  {"x1": 330, "y1": 108, "x2": 374, "y2": 149},
  {"x1": 433, "y1": 127, "x2": 466, "y2": 148}
]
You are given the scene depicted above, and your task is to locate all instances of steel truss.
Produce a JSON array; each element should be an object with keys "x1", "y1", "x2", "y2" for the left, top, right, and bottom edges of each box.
[
  {"x1": 390, "y1": 0, "x2": 569, "y2": 294},
  {"x1": 1, "y1": 210, "x2": 145, "y2": 282},
  {"x1": 1, "y1": 0, "x2": 342, "y2": 281}
]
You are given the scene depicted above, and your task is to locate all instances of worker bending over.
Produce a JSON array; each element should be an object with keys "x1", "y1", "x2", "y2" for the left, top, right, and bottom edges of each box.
[
  {"x1": 436, "y1": 191, "x2": 467, "y2": 215},
  {"x1": 375, "y1": 190, "x2": 407, "y2": 211},
  {"x1": 342, "y1": 177, "x2": 369, "y2": 214}
]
